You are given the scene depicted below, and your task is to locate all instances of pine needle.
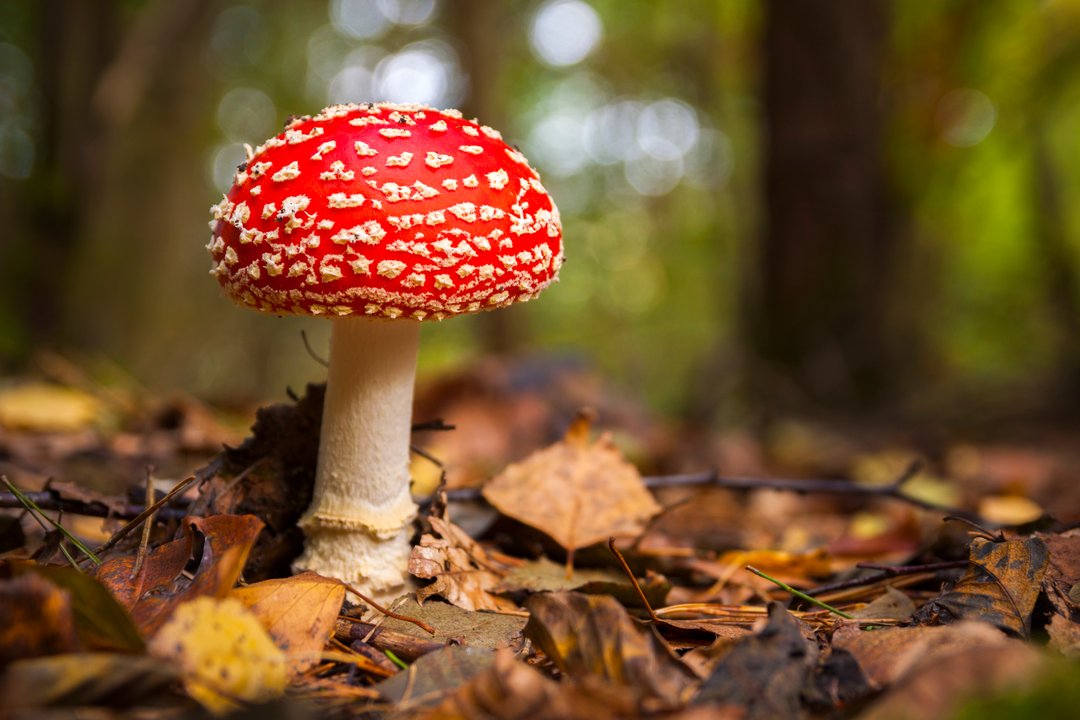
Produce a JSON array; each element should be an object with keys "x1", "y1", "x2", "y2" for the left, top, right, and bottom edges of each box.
[
  {"x1": 746, "y1": 565, "x2": 853, "y2": 619},
  {"x1": 2, "y1": 476, "x2": 101, "y2": 565}
]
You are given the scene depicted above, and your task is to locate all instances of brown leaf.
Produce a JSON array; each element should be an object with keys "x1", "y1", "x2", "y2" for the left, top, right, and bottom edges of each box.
[
  {"x1": 375, "y1": 597, "x2": 527, "y2": 651},
  {"x1": 415, "y1": 648, "x2": 628, "y2": 720},
  {"x1": 13, "y1": 561, "x2": 144, "y2": 652},
  {"x1": 1046, "y1": 612, "x2": 1080, "y2": 657},
  {"x1": 0, "y1": 572, "x2": 79, "y2": 665},
  {"x1": 693, "y1": 602, "x2": 818, "y2": 719},
  {"x1": 492, "y1": 556, "x2": 623, "y2": 594},
  {"x1": 376, "y1": 645, "x2": 495, "y2": 709},
  {"x1": 0, "y1": 653, "x2": 181, "y2": 711},
  {"x1": 409, "y1": 515, "x2": 521, "y2": 612},
  {"x1": 231, "y1": 571, "x2": 345, "y2": 676},
  {"x1": 96, "y1": 525, "x2": 194, "y2": 610},
  {"x1": 914, "y1": 536, "x2": 1047, "y2": 636},
  {"x1": 97, "y1": 514, "x2": 265, "y2": 636},
  {"x1": 846, "y1": 624, "x2": 1045, "y2": 720},
  {"x1": 1039, "y1": 530, "x2": 1080, "y2": 605},
  {"x1": 525, "y1": 591, "x2": 696, "y2": 710},
  {"x1": 482, "y1": 414, "x2": 660, "y2": 550},
  {"x1": 833, "y1": 621, "x2": 1011, "y2": 689},
  {"x1": 849, "y1": 586, "x2": 917, "y2": 621}
]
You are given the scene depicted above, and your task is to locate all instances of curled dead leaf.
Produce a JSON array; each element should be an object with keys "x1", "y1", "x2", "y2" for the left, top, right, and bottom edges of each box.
[
  {"x1": 409, "y1": 515, "x2": 521, "y2": 612},
  {"x1": 525, "y1": 591, "x2": 696, "y2": 710},
  {"x1": 915, "y1": 536, "x2": 1047, "y2": 636},
  {"x1": 96, "y1": 514, "x2": 265, "y2": 636}
]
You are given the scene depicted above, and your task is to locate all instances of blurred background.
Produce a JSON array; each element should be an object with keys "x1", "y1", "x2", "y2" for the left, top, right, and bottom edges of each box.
[{"x1": 2, "y1": 0, "x2": 1080, "y2": 443}]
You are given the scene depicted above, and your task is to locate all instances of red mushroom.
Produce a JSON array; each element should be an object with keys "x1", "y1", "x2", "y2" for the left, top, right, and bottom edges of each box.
[{"x1": 207, "y1": 103, "x2": 563, "y2": 599}]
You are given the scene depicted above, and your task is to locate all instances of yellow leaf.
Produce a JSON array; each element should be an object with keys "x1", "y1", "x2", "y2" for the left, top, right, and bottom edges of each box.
[
  {"x1": 978, "y1": 495, "x2": 1043, "y2": 525},
  {"x1": 148, "y1": 596, "x2": 286, "y2": 715},
  {"x1": 0, "y1": 382, "x2": 101, "y2": 432}
]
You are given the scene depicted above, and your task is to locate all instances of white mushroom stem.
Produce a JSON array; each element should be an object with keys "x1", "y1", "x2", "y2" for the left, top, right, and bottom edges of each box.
[{"x1": 294, "y1": 316, "x2": 419, "y2": 600}]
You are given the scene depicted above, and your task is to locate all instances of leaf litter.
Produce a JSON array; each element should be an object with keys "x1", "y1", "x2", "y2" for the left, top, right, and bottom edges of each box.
[{"x1": 2, "y1": 375, "x2": 1080, "y2": 718}]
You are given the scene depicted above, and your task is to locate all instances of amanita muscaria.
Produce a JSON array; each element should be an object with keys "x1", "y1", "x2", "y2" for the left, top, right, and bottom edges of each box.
[{"x1": 207, "y1": 103, "x2": 562, "y2": 599}]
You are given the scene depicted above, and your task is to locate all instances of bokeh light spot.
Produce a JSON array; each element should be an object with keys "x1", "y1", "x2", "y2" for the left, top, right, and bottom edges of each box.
[
  {"x1": 0, "y1": 124, "x2": 33, "y2": 179},
  {"x1": 331, "y1": 0, "x2": 391, "y2": 39},
  {"x1": 216, "y1": 87, "x2": 277, "y2": 143},
  {"x1": 637, "y1": 98, "x2": 699, "y2": 160},
  {"x1": 209, "y1": 142, "x2": 248, "y2": 193},
  {"x1": 529, "y1": 0, "x2": 602, "y2": 67},
  {"x1": 624, "y1": 154, "x2": 684, "y2": 196},
  {"x1": 377, "y1": 0, "x2": 438, "y2": 26},
  {"x1": 373, "y1": 40, "x2": 463, "y2": 107},
  {"x1": 937, "y1": 88, "x2": 996, "y2": 147}
]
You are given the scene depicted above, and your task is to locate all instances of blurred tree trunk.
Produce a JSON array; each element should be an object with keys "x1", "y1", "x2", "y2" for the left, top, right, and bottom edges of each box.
[
  {"x1": 750, "y1": 0, "x2": 901, "y2": 411},
  {"x1": 0, "y1": 0, "x2": 118, "y2": 363},
  {"x1": 63, "y1": 0, "x2": 216, "y2": 367},
  {"x1": 449, "y1": 0, "x2": 527, "y2": 355},
  {"x1": 1032, "y1": 128, "x2": 1080, "y2": 404}
]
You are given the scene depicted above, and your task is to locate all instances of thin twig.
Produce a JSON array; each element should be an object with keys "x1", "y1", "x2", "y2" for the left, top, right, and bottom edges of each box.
[
  {"x1": 91, "y1": 454, "x2": 223, "y2": 557},
  {"x1": 608, "y1": 536, "x2": 659, "y2": 622},
  {"x1": 944, "y1": 515, "x2": 1005, "y2": 542},
  {"x1": 0, "y1": 491, "x2": 189, "y2": 521},
  {"x1": 411, "y1": 419, "x2": 456, "y2": 432},
  {"x1": 342, "y1": 583, "x2": 436, "y2": 635},
  {"x1": 855, "y1": 560, "x2": 970, "y2": 575},
  {"x1": 132, "y1": 467, "x2": 157, "y2": 577},
  {"x1": 417, "y1": 461, "x2": 981, "y2": 521},
  {"x1": 804, "y1": 560, "x2": 970, "y2": 598},
  {"x1": 409, "y1": 445, "x2": 445, "y2": 469},
  {"x1": 300, "y1": 330, "x2": 329, "y2": 368}
]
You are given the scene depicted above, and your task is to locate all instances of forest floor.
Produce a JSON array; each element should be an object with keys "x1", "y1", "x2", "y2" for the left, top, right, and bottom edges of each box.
[{"x1": 1, "y1": 356, "x2": 1080, "y2": 719}]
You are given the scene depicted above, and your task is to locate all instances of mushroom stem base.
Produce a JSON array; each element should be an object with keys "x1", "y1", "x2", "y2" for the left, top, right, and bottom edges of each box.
[
  {"x1": 294, "y1": 317, "x2": 419, "y2": 600},
  {"x1": 296, "y1": 526, "x2": 415, "y2": 603}
]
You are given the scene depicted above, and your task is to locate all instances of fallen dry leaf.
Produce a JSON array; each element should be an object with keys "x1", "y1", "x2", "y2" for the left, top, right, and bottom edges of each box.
[
  {"x1": 410, "y1": 514, "x2": 521, "y2": 612},
  {"x1": 693, "y1": 602, "x2": 819, "y2": 718},
  {"x1": 148, "y1": 596, "x2": 287, "y2": 715},
  {"x1": 97, "y1": 514, "x2": 265, "y2": 636},
  {"x1": 849, "y1": 586, "x2": 916, "y2": 621},
  {"x1": 482, "y1": 413, "x2": 661, "y2": 551},
  {"x1": 375, "y1": 597, "x2": 527, "y2": 651},
  {"x1": 14, "y1": 561, "x2": 144, "y2": 652},
  {"x1": 853, "y1": 626, "x2": 1044, "y2": 720},
  {"x1": 415, "y1": 648, "x2": 628, "y2": 720},
  {"x1": 231, "y1": 571, "x2": 344, "y2": 675},
  {"x1": 0, "y1": 572, "x2": 79, "y2": 665},
  {"x1": 0, "y1": 382, "x2": 103, "y2": 432},
  {"x1": 832, "y1": 622, "x2": 1011, "y2": 689},
  {"x1": 0, "y1": 653, "x2": 180, "y2": 711},
  {"x1": 376, "y1": 645, "x2": 495, "y2": 710},
  {"x1": 1037, "y1": 529, "x2": 1080, "y2": 656},
  {"x1": 493, "y1": 555, "x2": 626, "y2": 593},
  {"x1": 977, "y1": 494, "x2": 1044, "y2": 525},
  {"x1": 915, "y1": 536, "x2": 1047, "y2": 636},
  {"x1": 96, "y1": 523, "x2": 196, "y2": 610},
  {"x1": 525, "y1": 591, "x2": 696, "y2": 710}
]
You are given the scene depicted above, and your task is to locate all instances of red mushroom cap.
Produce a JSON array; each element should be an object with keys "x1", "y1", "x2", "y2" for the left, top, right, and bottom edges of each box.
[{"x1": 207, "y1": 103, "x2": 563, "y2": 321}]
